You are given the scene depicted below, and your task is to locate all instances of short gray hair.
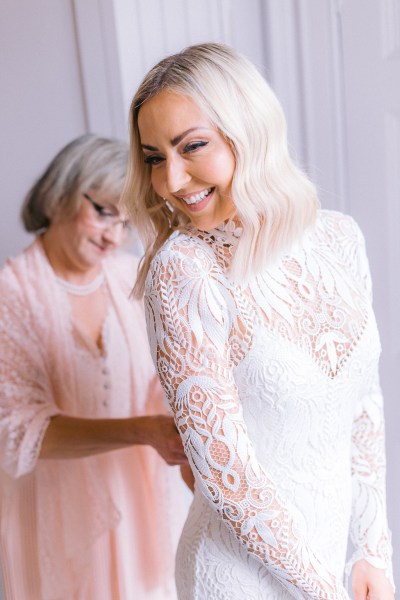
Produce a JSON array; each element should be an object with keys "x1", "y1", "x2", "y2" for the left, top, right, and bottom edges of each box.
[{"x1": 22, "y1": 134, "x2": 129, "y2": 232}]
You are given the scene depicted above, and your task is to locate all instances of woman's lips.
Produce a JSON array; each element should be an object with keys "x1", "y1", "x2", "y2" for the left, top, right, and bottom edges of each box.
[
  {"x1": 178, "y1": 188, "x2": 215, "y2": 213},
  {"x1": 90, "y1": 240, "x2": 109, "y2": 253}
]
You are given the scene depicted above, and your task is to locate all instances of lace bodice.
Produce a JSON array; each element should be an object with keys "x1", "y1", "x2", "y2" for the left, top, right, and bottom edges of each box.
[{"x1": 145, "y1": 210, "x2": 393, "y2": 599}]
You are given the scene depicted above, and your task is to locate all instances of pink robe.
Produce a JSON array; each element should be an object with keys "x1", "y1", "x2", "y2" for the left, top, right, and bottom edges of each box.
[{"x1": 0, "y1": 239, "x2": 189, "y2": 600}]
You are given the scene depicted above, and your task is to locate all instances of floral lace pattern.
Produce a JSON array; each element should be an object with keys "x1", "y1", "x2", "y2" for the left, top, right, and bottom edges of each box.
[{"x1": 145, "y1": 210, "x2": 393, "y2": 599}]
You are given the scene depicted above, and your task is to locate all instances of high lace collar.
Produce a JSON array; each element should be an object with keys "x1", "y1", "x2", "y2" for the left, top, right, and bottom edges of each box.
[
  {"x1": 187, "y1": 217, "x2": 243, "y2": 246},
  {"x1": 213, "y1": 217, "x2": 243, "y2": 238}
]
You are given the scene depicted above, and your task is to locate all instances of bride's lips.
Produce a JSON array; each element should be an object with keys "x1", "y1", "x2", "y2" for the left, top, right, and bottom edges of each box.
[{"x1": 177, "y1": 188, "x2": 215, "y2": 213}]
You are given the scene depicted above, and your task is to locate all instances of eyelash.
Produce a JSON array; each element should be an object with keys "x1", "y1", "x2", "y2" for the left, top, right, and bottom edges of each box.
[
  {"x1": 92, "y1": 203, "x2": 114, "y2": 217},
  {"x1": 143, "y1": 141, "x2": 208, "y2": 165},
  {"x1": 185, "y1": 141, "x2": 208, "y2": 152},
  {"x1": 144, "y1": 155, "x2": 163, "y2": 166}
]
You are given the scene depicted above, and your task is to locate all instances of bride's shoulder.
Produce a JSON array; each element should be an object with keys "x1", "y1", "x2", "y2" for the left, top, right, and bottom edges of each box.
[
  {"x1": 318, "y1": 209, "x2": 363, "y2": 238},
  {"x1": 315, "y1": 209, "x2": 367, "y2": 252},
  {"x1": 146, "y1": 230, "x2": 223, "y2": 295},
  {"x1": 154, "y1": 230, "x2": 215, "y2": 268}
]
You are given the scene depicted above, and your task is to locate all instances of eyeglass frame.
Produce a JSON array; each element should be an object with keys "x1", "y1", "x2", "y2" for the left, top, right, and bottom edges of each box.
[{"x1": 82, "y1": 192, "x2": 131, "y2": 230}]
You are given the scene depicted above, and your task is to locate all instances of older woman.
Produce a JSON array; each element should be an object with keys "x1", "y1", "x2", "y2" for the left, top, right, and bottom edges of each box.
[
  {"x1": 122, "y1": 43, "x2": 394, "y2": 599},
  {"x1": 0, "y1": 134, "x2": 189, "y2": 600}
]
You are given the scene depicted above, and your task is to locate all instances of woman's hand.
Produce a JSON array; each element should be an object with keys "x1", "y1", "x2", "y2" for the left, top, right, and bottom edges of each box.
[
  {"x1": 352, "y1": 560, "x2": 395, "y2": 600},
  {"x1": 40, "y1": 414, "x2": 188, "y2": 464},
  {"x1": 180, "y1": 464, "x2": 195, "y2": 491},
  {"x1": 142, "y1": 415, "x2": 188, "y2": 466}
]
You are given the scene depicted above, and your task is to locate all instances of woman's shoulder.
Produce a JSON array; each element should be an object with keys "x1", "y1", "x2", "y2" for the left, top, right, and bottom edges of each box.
[
  {"x1": 0, "y1": 242, "x2": 45, "y2": 328},
  {"x1": 0, "y1": 261, "x2": 19, "y2": 302},
  {"x1": 146, "y1": 229, "x2": 224, "y2": 294},
  {"x1": 105, "y1": 250, "x2": 140, "y2": 278},
  {"x1": 102, "y1": 251, "x2": 143, "y2": 303},
  {"x1": 316, "y1": 208, "x2": 366, "y2": 246},
  {"x1": 0, "y1": 240, "x2": 39, "y2": 293},
  {"x1": 154, "y1": 229, "x2": 216, "y2": 269},
  {"x1": 316, "y1": 209, "x2": 372, "y2": 296}
]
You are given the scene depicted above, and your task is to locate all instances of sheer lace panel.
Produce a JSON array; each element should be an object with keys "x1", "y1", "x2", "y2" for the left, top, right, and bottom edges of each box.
[{"x1": 194, "y1": 216, "x2": 370, "y2": 380}]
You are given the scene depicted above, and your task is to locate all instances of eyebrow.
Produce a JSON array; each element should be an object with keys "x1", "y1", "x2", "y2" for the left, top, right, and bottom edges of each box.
[{"x1": 141, "y1": 127, "x2": 208, "y2": 151}]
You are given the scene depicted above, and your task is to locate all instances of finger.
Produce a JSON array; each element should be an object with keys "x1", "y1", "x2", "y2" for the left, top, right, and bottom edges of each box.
[
  {"x1": 170, "y1": 457, "x2": 189, "y2": 465},
  {"x1": 368, "y1": 585, "x2": 394, "y2": 600},
  {"x1": 163, "y1": 453, "x2": 187, "y2": 464},
  {"x1": 166, "y1": 458, "x2": 188, "y2": 466},
  {"x1": 170, "y1": 446, "x2": 187, "y2": 458},
  {"x1": 353, "y1": 579, "x2": 368, "y2": 600}
]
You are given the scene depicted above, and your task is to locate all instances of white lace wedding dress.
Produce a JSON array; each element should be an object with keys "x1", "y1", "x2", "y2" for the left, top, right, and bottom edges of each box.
[{"x1": 145, "y1": 210, "x2": 393, "y2": 599}]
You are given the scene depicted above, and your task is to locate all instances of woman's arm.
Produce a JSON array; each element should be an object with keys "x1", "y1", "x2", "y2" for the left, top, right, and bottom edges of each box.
[
  {"x1": 345, "y1": 217, "x2": 394, "y2": 597},
  {"x1": 145, "y1": 245, "x2": 350, "y2": 600},
  {"x1": 0, "y1": 282, "x2": 186, "y2": 477},
  {"x1": 39, "y1": 413, "x2": 187, "y2": 465},
  {"x1": 348, "y1": 369, "x2": 394, "y2": 598}
]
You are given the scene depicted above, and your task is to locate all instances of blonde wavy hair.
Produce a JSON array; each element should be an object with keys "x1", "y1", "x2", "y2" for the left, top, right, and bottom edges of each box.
[{"x1": 121, "y1": 43, "x2": 319, "y2": 297}]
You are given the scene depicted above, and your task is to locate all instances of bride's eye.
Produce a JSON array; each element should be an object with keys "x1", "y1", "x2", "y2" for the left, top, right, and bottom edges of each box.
[
  {"x1": 183, "y1": 141, "x2": 208, "y2": 153},
  {"x1": 144, "y1": 155, "x2": 164, "y2": 165}
]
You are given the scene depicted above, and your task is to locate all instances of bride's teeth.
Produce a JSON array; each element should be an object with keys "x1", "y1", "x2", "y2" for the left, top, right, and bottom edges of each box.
[{"x1": 184, "y1": 188, "x2": 212, "y2": 205}]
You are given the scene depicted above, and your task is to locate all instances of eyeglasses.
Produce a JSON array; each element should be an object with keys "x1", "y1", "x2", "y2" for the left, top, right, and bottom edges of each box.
[{"x1": 83, "y1": 193, "x2": 131, "y2": 231}]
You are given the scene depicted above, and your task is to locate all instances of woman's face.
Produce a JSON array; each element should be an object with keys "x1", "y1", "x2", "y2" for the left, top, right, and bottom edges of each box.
[
  {"x1": 138, "y1": 90, "x2": 236, "y2": 230},
  {"x1": 45, "y1": 189, "x2": 129, "y2": 274}
]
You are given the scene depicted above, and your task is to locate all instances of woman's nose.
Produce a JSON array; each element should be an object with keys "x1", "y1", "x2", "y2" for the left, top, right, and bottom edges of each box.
[
  {"x1": 101, "y1": 222, "x2": 125, "y2": 245},
  {"x1": 165, "y1": 157, "x2": 191, "y2": 194}
]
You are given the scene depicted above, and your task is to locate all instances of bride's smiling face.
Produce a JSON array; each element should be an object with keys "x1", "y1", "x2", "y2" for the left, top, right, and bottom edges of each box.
[{"x1": 137, "y1": 90, "x2": 237, "y2": 230}]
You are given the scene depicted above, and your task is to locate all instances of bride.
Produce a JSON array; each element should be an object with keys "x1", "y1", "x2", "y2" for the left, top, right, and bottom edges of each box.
[{"x1": 122, "y1": 42, "x2": 394, "y2": 600}]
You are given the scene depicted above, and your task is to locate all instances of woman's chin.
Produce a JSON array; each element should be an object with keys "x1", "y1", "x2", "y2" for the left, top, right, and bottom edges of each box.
[{"x1": 188, "y1": 208, "x2": 236, "y2": 231}]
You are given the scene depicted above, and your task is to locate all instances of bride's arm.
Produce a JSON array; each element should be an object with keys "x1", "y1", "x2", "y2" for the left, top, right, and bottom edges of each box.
[{"x1": 344, "y1": 219, "x2": 394, "y2": 598}]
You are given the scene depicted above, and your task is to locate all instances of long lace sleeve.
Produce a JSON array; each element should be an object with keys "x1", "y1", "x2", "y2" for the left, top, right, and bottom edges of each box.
[
  {"x1": 345, "y1": 221, "x2": 394, "y2": 587},
  {"x1": 347, "y1": 369, "x2": 394, "y2": 586},
  {"x1": 0, "y1": 279, "x2": 60, "y2": 478},
  {"x1": 145, "y1": 243, "x2": 349, "y2": 599}
]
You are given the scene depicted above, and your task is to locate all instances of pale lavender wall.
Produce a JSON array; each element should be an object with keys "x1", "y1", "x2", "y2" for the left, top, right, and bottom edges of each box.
[{"x1": 0, "y1": 0, "x2": 87, "y2": 267}]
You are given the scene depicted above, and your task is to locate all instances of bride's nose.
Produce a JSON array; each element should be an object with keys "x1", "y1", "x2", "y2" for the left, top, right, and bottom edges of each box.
[{"x1": 165, "y1": 156, "x2": 191, "y2": 194}]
